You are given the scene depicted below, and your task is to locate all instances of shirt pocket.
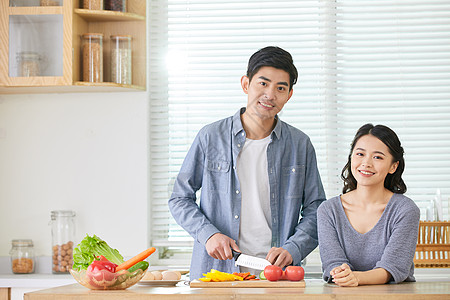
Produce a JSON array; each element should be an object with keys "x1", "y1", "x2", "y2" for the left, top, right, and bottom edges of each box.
[
  {"x1": 282, "y1": 164, "x2": 305, "y2": 199},
  {"x1": 206, "y1": 159, "x2": 230, "y2": 194}
]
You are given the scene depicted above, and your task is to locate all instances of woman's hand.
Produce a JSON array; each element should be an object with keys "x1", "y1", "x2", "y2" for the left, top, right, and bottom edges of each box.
[{"x1": 330, "y1": 263, "x2": 360, "y2": 287}]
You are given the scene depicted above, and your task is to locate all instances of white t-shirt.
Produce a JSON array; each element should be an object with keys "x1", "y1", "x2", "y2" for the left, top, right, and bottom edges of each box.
[{"x1": 236, "y1": 136, "x2": 272, "y2": 274}]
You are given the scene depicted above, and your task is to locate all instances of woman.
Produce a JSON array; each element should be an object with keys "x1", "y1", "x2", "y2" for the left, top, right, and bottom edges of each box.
[{"x1": 318, "y1": 124, "x2": 420, "y2": 286}]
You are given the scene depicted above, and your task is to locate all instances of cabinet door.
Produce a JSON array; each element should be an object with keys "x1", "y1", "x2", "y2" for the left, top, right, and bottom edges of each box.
[
  {"x1": 0, "y1": 287, "x2": 10, "y2": 300},
  {"x1": 0, "y1": 0, "x2": 72, "y2": 86}
]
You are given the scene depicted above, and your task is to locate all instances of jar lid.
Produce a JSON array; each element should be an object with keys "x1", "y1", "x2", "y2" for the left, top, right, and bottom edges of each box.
[
  {"x1": 51, "y1": 210, "x2": 76, "y2": 219},
  {"x1": 82, "y1": 33, "x2": 104, "y2": 38},
  {"x1": 12, "y1": 239, "x2": 33, "y2": 247},
  {"x1": 110, "y1": 35, "x2": 132, "y2": 40},
  {"x1": 16, "y1": 51, "x2": 40, "y2": 59}
]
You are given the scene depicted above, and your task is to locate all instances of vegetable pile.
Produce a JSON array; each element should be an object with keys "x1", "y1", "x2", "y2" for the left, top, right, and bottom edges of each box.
[
  {"x1": 72, "y1": 234, "x2": 156, "y2": 289},
  {"x1": 232, "y1": 272, "x2": 259, "y2": 280},
  {"x1": 198, "y1": 269, "x2": 244, "y2": 282}
]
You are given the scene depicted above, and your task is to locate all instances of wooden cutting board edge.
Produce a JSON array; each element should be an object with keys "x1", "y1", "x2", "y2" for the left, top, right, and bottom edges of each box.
[{"x1": 190, "y1": 279, "x2": 305, "y2": 288}]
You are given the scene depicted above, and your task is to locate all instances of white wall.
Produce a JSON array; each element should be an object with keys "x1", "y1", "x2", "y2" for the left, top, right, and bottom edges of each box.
[{"x1": 0, "y1": 92, "x2": 149, "y2": 258}]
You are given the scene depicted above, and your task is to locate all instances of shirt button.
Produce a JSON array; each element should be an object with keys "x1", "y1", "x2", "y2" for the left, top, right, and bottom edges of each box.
[
  {"x1": 233, "y1": 166, "x2": 236, "y2": 170},
  {"x1": 242, "y1": 133, "x2": 245, "y2": 136},
  {"x1": 217, "y1": 166, "x2": 221, "y2": 170},
  {"x1": 237, "y1": 144, "x2": 241, "y2": 148},
  {"x1": 292, "y1": 168, "x2": 296, "y2": 173},
  {"x1": 235, "y1": 215, "x2": 239, "y2": 219},
  {"x1": 236, "y1": 190, "x2": 240, "y2": 194}
]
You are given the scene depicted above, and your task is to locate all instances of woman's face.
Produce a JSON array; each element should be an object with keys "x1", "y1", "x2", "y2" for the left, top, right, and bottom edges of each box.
[{"x1": 351, "y1": 134, "x2": 399, "y2": 189}]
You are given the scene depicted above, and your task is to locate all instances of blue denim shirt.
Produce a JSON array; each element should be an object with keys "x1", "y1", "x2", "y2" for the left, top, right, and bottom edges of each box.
[{"x1": 168, "y1": 108, "x2": 326, "y2": 280}]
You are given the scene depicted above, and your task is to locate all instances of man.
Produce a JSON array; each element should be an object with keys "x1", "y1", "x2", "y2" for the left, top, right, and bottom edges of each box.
[{"x1": 168, "y1": 46, "x2": 326, "y2": 280}]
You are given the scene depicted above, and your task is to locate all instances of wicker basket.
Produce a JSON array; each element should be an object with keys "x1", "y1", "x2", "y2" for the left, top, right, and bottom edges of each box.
[{"x1": 414, "y1": 221, "x2": 450, "y2": 268}]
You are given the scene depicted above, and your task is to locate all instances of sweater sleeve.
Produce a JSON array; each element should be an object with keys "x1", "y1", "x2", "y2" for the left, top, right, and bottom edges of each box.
[
  {"x1": 375, "y1": 199, "x2": 420, "y2": 283},
  {"x1": 317, "y1": 199, "x2": 354, "y2": 282}
]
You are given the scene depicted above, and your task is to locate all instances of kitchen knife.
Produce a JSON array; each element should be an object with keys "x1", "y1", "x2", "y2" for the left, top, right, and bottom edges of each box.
[{"x1": 232, "y1": 249, "x2": 271, "y2": 270}]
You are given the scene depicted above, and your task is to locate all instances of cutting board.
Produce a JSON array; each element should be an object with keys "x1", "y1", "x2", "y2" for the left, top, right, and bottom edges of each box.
[{"x1": 190, "y1": 279, "x2": 305, "y2": 288}]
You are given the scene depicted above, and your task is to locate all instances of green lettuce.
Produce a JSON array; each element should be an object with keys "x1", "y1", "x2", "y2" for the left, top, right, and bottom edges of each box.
[{"x1": 72, "y1": 234, "x2": 124, "y2": 271}]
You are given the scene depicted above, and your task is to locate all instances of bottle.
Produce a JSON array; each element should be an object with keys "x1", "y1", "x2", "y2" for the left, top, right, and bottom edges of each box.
[
  {"x1": 83, "y1": 0, "x2": 103, "y2": 10},
  {"x1": 10, "y1": 239, "x2": 35, "y2": 274},
  {"x1": 50, "y1": 210, "x2": 76, "y2": 274},
  {"x1": 105, "y1": 0, "x2": 126, "y2": 12},
  {"x1": 81, "y1": 33, "x2": 103, "y2": 82},
  {"x1": 17, "y1": 51, "x2": 41, "y2": 77},
  {"x1": 110, "y1": 35, "x2": 132, "y2": 85}
]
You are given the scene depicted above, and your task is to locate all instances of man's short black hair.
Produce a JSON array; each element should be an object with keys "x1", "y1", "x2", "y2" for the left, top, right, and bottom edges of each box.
[{"x1": 246, "y1": 46, "x2": 298, "y2": 91}]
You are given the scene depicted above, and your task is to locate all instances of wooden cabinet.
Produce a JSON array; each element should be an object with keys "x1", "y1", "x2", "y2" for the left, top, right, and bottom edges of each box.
[
  {"x1": 0, "y1": 288, "x2": 10, "y2": 300},
  {"x1": 0, "y1": 0, "x2": 146, "y2": 94}
]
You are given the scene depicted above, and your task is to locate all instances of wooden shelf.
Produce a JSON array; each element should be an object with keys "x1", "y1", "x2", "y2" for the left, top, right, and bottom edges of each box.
[
  {"x1": 0, "y1": 82, "x2": 145, "y2": 94},
  {"x1": 74, "y1": 9, "x2": 145, "y2": 22},
  {"x1": 9, "y1": 6, "x2": 63, "y2": 15},
  {"x1": 0, "y1": 0, "x2": 146, "y2": 92}
]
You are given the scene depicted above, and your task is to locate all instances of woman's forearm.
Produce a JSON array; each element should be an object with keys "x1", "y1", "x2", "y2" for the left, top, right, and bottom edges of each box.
[{"x1": 354, "y1": 268, "x2": 391, "y2": 285}]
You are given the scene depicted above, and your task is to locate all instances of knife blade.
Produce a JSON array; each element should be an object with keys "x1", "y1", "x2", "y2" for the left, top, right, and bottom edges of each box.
[{"x1": 232, "y1": 249, "x2": 271, "y2": 270}]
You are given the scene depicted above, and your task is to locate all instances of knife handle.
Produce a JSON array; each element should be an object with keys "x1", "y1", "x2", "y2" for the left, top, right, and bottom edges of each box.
[{"x1": 231, "y1": 249, "x2": 241, "y2": 260}]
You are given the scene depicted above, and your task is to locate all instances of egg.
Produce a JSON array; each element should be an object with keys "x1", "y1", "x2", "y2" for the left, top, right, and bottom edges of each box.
[
  {"x1": 151, "y1": 271, "x2": 163, "y2": 280},
  {"x1": 173, "y1": 270, "x2": 182, "y2": 280},
  {"x1": 162, "y1": 270, "x2": 179, "y2": 281},
  {"x1": 142, "y1": 271, "x2": 155, "y2": 281}
]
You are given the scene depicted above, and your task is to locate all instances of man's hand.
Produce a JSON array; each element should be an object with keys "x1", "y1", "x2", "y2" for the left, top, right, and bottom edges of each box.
[
  {"x1": 330, "y1": 263, "x2": 359, "y2": 287},
  {"x1": 265, "y1": 247, "x2": 293, "y2": 268},
  {"x1": 205, "y1": 233, "x2": 240, "y2": 260}
]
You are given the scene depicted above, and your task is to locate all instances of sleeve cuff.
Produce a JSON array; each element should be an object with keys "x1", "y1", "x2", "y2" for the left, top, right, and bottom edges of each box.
[
  {"x1": 282, "y1": 243, "x2": 302, "y2": 266},
  {"x1": 196, "y1": 224, "x2": 220, "y2": 245}
]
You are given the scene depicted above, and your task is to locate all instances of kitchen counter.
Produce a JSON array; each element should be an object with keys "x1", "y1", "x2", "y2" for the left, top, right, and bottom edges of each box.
[{"x1": 24, "y1": 280, "x2": 450, "y2": 300}]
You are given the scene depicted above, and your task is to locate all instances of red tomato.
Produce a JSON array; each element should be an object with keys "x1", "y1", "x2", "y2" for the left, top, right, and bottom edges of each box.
[
  {"x1": 86, "y1": 256, "x2": 119, "y2": 288},
  {"x1": 284, "y1": 266, "x2": 305, "y2": 281},
  {"x1": 264, "y1": 265, "x2": 283, "y2": 281}
]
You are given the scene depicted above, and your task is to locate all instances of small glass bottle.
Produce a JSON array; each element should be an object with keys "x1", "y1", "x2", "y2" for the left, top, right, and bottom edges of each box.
[
  {"x1": 81, "y1": 33, "x2": 103, "y2": 83},
  {"x1": 10, "y1": 239, "x2": 35, "y2": 274},
  {"x1": 50, "y1": 210, "x2": 76, "y2": 274},
  {"x1": 105, "y1": 0, "x2": 126, "y2": 12},
  {"x1": 110, "y1": 35, "x2": 132, "y2": 85},
  {"x1": 17, "y1": 51, "x2": 41, "y2": 77},
  {"x1": 40, "y1": 0, "x2": 61, "y2": 6},
  {"x1": 83, "y1": 0, "x2": 103, "y2": 10}
]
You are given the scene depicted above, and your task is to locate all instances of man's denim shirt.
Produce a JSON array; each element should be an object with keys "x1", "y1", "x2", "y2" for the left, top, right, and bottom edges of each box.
[{"x1": 169, "y1": 108, "x2": 326, "y2": 280}]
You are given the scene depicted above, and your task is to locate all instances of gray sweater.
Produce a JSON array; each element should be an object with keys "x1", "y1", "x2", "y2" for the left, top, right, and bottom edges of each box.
[{"x1": 317, "y1": 193, "x2": 420, "y2": 283}]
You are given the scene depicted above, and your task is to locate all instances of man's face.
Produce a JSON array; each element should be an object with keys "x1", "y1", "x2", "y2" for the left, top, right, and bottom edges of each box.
[{"x1": 241, "y1": 66, "x2": 293, "y2": 122}]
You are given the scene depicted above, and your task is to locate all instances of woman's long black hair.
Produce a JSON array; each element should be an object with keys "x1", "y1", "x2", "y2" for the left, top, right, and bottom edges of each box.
[{"x1": 341, "y1": 123, "x2": 407, "y2": 194}]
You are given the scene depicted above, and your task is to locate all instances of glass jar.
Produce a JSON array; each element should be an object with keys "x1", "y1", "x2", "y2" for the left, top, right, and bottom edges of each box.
[
  {"x1": 50, "y1": 210, "x2": 76, "y2": 274},
  {"x1": 110, "y1": 35, "x2": 132, "y2": 85},
  {"x1": 83, "y1": 0, "x2": 103, "y2": 10},
  {"x1": 40, "y1": 0, "x2": 61, "y2": 6},
  {"x1": 17, "y1": 51, "x2": 41, "y2": 77},
  {"x1": 81, "y1": 33, "x2": 103, "y2": 83},
  {"x1": 10, "y1": 239, "x2": 35, "y2": 274},
  {"x1": 105, "y1": 0, "x2": 126, "y2": 12}
]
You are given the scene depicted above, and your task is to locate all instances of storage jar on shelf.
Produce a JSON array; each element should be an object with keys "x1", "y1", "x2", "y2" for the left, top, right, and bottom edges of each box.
[
  {"x1": 16, "y1": 51, "x2": 41, "y2": 77},
  {"x1": 110, "y1": 35, "x2": 132, "y2": 85},
  {"x1": 83, "y1": 0, "x2": 103, "y2": 10},
  {"x1": 81, "y1": 33, "x2": 103, "y2": 83},
  {"x1": 105, "y1": 0, "x2": 126, "y2": 12}
]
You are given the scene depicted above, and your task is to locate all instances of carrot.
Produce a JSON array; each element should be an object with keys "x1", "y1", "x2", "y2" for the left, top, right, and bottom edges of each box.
[{"x1": 115, "y1": 247, "x2": 156, "y2": 272}]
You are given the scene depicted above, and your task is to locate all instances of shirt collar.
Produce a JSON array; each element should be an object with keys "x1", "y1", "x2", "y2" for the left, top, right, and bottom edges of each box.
[{"x1": 232, "y1": 107, "x2": 282, "y2": 140}]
